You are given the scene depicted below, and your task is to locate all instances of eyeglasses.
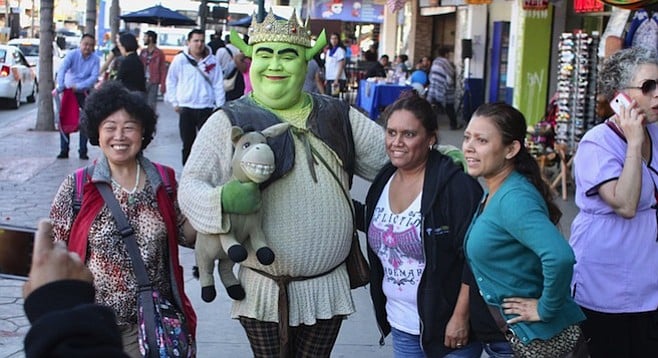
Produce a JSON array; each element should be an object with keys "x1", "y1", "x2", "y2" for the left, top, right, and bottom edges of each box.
[{"x1": 625, "y1": 79, "x2": 658, "y2": 95}]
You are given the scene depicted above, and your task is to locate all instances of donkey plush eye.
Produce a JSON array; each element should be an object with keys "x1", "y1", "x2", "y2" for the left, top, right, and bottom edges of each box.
[{"x1": 242, "y1": 142, "x2": 251, "y2": 149}]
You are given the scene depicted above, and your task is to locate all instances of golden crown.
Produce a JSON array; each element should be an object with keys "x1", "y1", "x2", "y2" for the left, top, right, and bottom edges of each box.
[{"x1": 248, "y1": 9, "x2": 312, "y2": 48}]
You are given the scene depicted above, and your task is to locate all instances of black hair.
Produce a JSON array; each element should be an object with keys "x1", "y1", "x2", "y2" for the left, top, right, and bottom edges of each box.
[
  {"x1": 188, "y1": 29, "x2": 204, "y2": 41},
  {"x1": 119, "y1": 33, "x2": 138, "y2": 52},
  {"x1": 81, "y1": 33, "x2": 95, "y2": 42},
  {"x1": 473, "y1": 102, "x2": 562, "y2": 224},
  {"x1": 145, "y1": 30, "x2": 157, "y2": 44},
  {"x1": 83, "y1": 81, "x2": 157, "y2": 150},
  {"x1": 382, "y1": 90, "x2": 438, "y2": 137}
]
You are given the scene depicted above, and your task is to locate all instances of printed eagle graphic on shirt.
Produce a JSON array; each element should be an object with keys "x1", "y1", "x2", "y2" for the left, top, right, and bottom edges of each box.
[{"x1": 368, "y1": 223, "x2": 424, "y2": 269}]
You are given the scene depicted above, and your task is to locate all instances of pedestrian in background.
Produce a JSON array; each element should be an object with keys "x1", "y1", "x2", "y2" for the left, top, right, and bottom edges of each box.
[
  {"x1": 216, "y1": 34, "x2": 245, "y2": 101},
  {"x1": 570, "y1": 46, "x2": 658, "y2": 357},
  {"x1": 50, "y1": 82, "x2": 197, "y2": 357},
  {"x1": 165, "y1": 29, "x2": 224, "y2": 165},
  {"x1": 429, "y1": 48, "x2": 459, "y2": 130},
  {"x1": 462, "y1": 103, "x2": 586, "y2": 357},
  {"x1": 56, "y1": 34, "x2": 100, "y2": 160},
  {"x1": 324, "y1": 32, "x2": 347, "y2": 97},
  {"x1": 356, "y1": 91, "x2": 483, "y2": 357},
  {"x1": 140, "y1": 30, "x2": 167, "y2": 111},
  {"x1": 115, "y1": 33, "x2": 146, "y2": 94},
  {"x1": 100, "y1": 32, "x2": 123, "y2": 81},
  {"x1": 303, "y1": 52, "x2": 325, "y2": 94}
]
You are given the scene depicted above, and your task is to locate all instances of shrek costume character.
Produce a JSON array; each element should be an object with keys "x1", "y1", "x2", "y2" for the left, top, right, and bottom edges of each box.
[{"x1": 178, "y1": 12, "x2": 388, "y2": 357}]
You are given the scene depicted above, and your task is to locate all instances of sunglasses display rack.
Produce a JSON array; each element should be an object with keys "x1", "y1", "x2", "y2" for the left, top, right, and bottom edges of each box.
[{"x1": 554, "y1": 30, "x2": 600, "y2": 155}]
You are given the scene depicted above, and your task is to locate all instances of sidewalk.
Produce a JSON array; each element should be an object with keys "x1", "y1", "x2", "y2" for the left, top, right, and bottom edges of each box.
[
  {"x1": 0, "y1": 102, "x2": 579, "y2": 357},
  {"x1": 0, "y1": 103, "x2": 393, "y2": 357}
]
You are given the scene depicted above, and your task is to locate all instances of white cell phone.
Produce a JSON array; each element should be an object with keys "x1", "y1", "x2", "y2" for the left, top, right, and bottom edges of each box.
[{"x1": 610, "y1": 92, "x2": 632, "y2": 116}]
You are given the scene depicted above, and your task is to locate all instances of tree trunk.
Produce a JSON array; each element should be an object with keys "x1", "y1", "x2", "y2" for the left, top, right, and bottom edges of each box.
[
  {"x1": 35, "y1": 0, "x2": 55, "y2": 131},
  {"x1": 85, "y1": 0, "x2": 96, "y2": 36},
  {"x1": 109, "y1": 0, "x2": 119, "y2": 42}
]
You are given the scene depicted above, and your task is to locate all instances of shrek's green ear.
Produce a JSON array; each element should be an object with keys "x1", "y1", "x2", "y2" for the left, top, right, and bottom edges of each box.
[
  {"x1": 306, "y1": 29, "x2": 326, "y2": 61},
  {"x1": 231, "y1": 30, "x2": 252, "y2": 57}
]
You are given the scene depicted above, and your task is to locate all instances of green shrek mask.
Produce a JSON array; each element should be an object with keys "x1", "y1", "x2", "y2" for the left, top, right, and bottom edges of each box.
[{"x1": 230, "y1": 10, "x2": 326, "y2": 110}]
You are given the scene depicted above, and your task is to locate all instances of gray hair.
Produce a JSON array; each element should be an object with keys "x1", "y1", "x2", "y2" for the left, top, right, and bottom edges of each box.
[{"x1": 598, "y1": 47, "x2": 658, "y2": 100}]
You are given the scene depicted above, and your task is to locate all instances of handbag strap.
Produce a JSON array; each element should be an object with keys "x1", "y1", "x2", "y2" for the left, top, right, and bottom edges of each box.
[
  {"x1": 95, "y1": 182, "x2": 159, "y2": 358},
  {"x1": 487, "y1": 304, "x2": 514, "y2": 339},
  {"x1": 184, "y1": 54, "x2": 214, "y2": 89},
  {"x1": 308, "y1": 143, "x2": 355, "y2": 221}
]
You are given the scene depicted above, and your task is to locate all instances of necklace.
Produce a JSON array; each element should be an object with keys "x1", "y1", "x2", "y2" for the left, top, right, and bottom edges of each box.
[{"x1": 111, "y1": 162, "x2": 141, "y2": 195}]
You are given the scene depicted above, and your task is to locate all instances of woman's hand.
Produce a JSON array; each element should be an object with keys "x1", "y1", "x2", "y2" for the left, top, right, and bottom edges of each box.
[
  {"x1": 616, "y1": 99, "x2": 646, "y2": 145},
  {"x1": 444, "y1": 314, "x2": 469, "y2": 349},
  {"x1": 501, "y1": 297, "x2": 540, "y2": 324}
]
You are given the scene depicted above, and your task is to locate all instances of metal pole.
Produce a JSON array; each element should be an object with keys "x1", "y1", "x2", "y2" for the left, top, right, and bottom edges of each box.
[
  {"x1": 257, "y1": 0, "x2": 265, "y2": 22},
  {"x1": 31, "y1": 0, "x2": 35, "y2": 37},
  {"x1": 5, "y1": 0, "x2": 9, "y2": 41},
  {"x1": 200, "y1": 0, "x2": 207, "y2": 32}
]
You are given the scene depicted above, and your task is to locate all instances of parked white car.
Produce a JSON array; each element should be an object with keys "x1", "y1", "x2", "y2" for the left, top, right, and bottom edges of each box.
[
  {"x1": 0, "y1": 44, "x2": 37, "y2": 109},
  {"x1": 7, "y1": 38, "x2": 63, "y2": 80}
]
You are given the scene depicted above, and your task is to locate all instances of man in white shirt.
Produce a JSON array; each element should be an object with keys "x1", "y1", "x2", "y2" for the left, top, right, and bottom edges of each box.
[{"x1": 165, "y1": 29, "x2": 225, "y2": 165}]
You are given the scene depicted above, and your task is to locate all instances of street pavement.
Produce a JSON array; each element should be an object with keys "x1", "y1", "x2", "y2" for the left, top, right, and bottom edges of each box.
[{"x1": 0, "y1": 101, "x2": 579, "y2": 357}]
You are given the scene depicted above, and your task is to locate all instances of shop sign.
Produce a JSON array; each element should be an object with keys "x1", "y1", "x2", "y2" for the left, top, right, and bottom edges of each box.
[
  {"x1": 574, "y1": 0, "x2": 604, "y2": 12},
  {"x1": 312, "y1": 0, "x2": 385, "y2": 23}
]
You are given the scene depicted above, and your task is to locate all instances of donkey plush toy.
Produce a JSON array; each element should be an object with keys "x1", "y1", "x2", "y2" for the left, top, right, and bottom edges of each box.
[{"x1": 195, "y1": 122, "x2": 290, "y2": 302}]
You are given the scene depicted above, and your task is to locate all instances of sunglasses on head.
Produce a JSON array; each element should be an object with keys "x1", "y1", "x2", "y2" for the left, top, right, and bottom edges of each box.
[{"x1": 625, "y1": 79, "x2": 658, "y2": 95}]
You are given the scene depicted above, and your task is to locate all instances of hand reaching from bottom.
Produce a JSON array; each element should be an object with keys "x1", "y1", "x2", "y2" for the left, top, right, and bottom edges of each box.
[{"x1": 22, "y1": 219, "x2": 93, "y2": 299}]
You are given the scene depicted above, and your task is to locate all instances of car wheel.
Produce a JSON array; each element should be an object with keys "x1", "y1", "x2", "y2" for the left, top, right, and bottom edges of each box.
[
  {"x1": 27, "y1": 80, "x2": 36, "y2": 103},
  {"x1": 10, "y1": 84, "x2": 21, "y2": 109}
]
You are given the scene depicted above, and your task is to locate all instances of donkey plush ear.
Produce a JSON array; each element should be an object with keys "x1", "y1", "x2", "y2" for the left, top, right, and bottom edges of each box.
[
  {"x1": 261, "y1": 123, "x2": 290, "y2": 138},
  {"x1": 231, "y1": 126, "x2": 245, "y2": 145}
]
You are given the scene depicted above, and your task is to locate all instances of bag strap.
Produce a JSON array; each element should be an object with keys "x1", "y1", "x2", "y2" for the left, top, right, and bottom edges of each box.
[
  {"x1": 184, "y1": 53, "x2": 214, "y2": 88},
  {"x1": 72, "y1": 165, "x2": 93, "y2": 217},
  {"x1": 95, "y1": 182, "x2": 159, "y2": 358},
  {"x1": 486, "y1": 305, "x2": 514, "y2": 340},
  {"x1": 308, "y1": 143, "x2": 355, "y2": 221},
  {"x1": 153, "y1": 162, "x2": 174, "y2": 197}
]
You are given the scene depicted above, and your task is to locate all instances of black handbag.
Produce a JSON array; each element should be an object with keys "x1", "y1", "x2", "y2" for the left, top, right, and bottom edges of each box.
[{"x1": 96, "y1": 182, "x2": 194, "y2": 358}]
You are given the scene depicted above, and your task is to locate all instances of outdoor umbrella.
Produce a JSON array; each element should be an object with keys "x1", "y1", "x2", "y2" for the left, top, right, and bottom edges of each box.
[
  {"x1": 120, "y1": 5, "x2": 197, "y2": 27},
  {"x1": 227, "y1": 14, "x2": 286, "y2": 27}
]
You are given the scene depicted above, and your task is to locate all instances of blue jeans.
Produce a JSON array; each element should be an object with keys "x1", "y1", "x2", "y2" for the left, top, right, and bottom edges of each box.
[
  {"x1": 59, "y1": 130, "x2": 88, "y2": 156},
  {"x1": 390, "y1": 327, "x2": 482, "y2": 358},
  {"x1": 483, "y1": 341, "x2": 514, "y2": 358}
]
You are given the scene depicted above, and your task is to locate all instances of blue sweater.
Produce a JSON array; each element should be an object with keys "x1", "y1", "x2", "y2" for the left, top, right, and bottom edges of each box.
[{"x1": 465, "y1": 171, "x2": 585, "y2": 343}]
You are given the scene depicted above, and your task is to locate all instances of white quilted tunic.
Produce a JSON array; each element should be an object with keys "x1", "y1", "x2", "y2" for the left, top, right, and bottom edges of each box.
[{"x1": 179, "y1": 106, "x2": 387, "y2": 325}]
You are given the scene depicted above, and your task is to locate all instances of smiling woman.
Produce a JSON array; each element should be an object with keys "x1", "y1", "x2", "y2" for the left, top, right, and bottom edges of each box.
[
  {"x1": 49, "y1": 81, "x2": 197, "y2": 357},
  {"x1": 353, "y1": 91, "x2": 485, "y2": 357}
]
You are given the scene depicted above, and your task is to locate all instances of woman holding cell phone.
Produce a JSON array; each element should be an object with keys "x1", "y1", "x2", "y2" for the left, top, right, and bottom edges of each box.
[{"x1": 570, "y1": 46, "x2": 658, "y2": 357}]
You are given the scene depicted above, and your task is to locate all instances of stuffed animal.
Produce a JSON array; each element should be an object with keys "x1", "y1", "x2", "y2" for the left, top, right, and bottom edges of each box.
[{"x1": 195, "y1": 122, "x2": 290, "y2": 302}]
